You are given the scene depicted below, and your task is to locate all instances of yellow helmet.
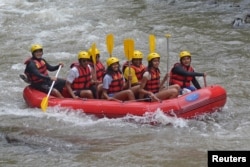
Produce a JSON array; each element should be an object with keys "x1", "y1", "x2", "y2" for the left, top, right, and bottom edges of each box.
[
  {"x1": 147, "y1": 52, "x2": 160, "y2": 62},
  {"x1": 179, "y1": 51, "x2": 191, "y2": 58},
  {"x1": 78, "y1": 51, "x2": 90, "y2": 60},
  {"x1": 132, "y1": 50, "x2": 143, "y2": 59},
  {"x1": 30, "y1": 44, "x2": 43, "y2": 53},
  {"x1": 88, "y1": 48, "x2": 100, "y2": 56},
  {"x1": 106, "y1": 57, "x2": 119, "y2": 67}
]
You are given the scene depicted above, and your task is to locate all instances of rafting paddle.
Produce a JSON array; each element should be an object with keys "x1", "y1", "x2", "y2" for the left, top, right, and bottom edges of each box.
[
  {"x1": 40, "y1": 65, "x2": 62, "y2": 112},
  {"x1": 149, "y1": 34, "x2": 156, "y2": 53},
  {"x1": 91, "y1": 43, "x2": 99, "y2": 98},
  {"x1": 165, "y1": 34, "x2": 171, "y2": 89},
  {"x1": 106, "y1": 34, "x2": 114, "y2": 57},
  {"x1": 124, "y1": 38, "x2": 134, "y2": 88}
]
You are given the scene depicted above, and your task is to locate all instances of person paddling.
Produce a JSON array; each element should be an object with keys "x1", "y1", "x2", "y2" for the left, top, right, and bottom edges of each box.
[{"x1": 24, "y1": 44, "x2": 65, "y2": 98}]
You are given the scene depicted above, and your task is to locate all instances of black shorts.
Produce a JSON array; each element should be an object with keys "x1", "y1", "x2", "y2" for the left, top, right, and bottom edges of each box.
[{"x1": 31, "y1": 78, "x2": 66, "y2": 93}]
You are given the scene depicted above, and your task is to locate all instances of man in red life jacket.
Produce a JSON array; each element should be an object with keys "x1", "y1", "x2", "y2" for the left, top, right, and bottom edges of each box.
[
  {"x1": 65, "y1": 51, "x2": 95, "y2": 99},
  {"x1": 139, "y1": 52, "x2": 180, "y2": 101},
  {"x1": 24, "y1": 44, "x2": 65, "y2": 98},
  {"x1": 169, "y1": 51, "x2": 206, "y2": 94}
]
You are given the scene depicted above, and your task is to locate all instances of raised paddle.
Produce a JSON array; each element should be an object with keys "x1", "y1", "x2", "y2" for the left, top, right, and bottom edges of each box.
[
  {"x1": 124, "y1": 38, "x2": 134, "y2": 88},
  {"x1": 91, "y1": 43, "x2": 99, "y2": 98},
  {"x1": 203, "y1": 75, "x2": 207, "y2": 87},
  {"x1": 149, "y1": 34, "x2": 156, "y2": 53},
  {"x1": 165, "y1": 34, "x2": 171, "y2": 89},
  {"x1": 106, "y1": 34, "x2": 114, "y2": 57},
  {"x1": 40, "y1": 65, "x2": 62, "y2": 112}
]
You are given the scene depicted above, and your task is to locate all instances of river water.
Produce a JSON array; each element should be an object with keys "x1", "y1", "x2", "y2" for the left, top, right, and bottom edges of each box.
[{"x1": 1, "y1": 0, "x2": 250, "y2": 166}]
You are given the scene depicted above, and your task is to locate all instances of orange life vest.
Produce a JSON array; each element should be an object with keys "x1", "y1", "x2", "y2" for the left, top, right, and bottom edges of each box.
[
  {"x1": 89, "y1": 62, "x2": 106, "y2": 81},
  {"x1": 122, "y1": 61, "x2": 146, "y2": 82},
  {"x1": 107, "y1": 72, "x2": 124, "y2": 94},
  {"x1": 25, "y1": 57, "x2": 48, "y2": 84},
  {"x1": 71, "y1": 64, "x2": 91, "y2": 90},
  {"x1": 145, "y1": 68, "x2": 160, "y2": 93},
  {"x1": 170, "y1": 63, "x2": 194, "y2": 88}
]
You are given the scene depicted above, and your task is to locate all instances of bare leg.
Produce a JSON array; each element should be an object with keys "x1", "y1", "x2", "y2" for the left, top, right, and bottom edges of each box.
[
  {"x1": 168, "y1": 84, "x2": 181, "y2": 92},
  {"x1": 80, "y1": 90, "x2": 94, "y2": 99},
  {"x1": 97, "y1": 84, "x2": 103, "y2": 99},
  {"x1": 129, "y1": 85, "x2": 140, "y2": 98},
  {"x1": 155, "y1": 88, "x2": 179, "y2": 100},
  {"x1": 51, "y1": 89, "x2": 64, "y2": 98},
  {"x1": 113, "y1": 90, "x2": 135, "y2": 101}
]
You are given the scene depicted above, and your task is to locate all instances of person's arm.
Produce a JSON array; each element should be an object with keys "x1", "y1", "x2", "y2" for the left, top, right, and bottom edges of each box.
[
  {"x1": 172, "y1": 65, "x2": 204, "y2": 77},
  {"x1": 192, "y1": 77, "x2": 201, "y2": 89},
  {"x1": 26, "y1": 61, "x2": 51, "y2": 81},
  {"x1": 102, "y1": 75, "x2": 113, "y2": 100},
  {"x1": 44, "y1": 59, "x2": 62, "y2": 72}
]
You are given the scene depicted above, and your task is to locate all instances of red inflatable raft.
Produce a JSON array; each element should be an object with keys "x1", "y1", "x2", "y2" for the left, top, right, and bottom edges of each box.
[{"x1": 23, "y1": 85, "x2": 227, "y2": 119}]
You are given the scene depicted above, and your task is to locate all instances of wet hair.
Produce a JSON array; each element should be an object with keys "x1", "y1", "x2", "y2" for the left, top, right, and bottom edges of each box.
[
  {"x1": 147, "y1": 60, "x2": 160, "y2": 73},
  {"x1": 106, "y1": 63, "x2": 122, "y2": 76}
]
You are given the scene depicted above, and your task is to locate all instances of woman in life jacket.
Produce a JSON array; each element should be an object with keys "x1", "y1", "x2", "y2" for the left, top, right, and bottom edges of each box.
[
  {"x1": 88, "y1": 47, "x2": 106, "y2": 99},
  {"x1": 123, "y1": 50, "x2": 146, "y2": 98},
  {"x1": 65, "y1": 51, "x2": 95, "y2": 99},
  {"x1": 139, "y1": 52, "x2": 180, "y2": 102},
  {"x1": 24, "y1": 44, "x2": 65, "y2": 98},
  {"x1": 169, "y1": 51, "x2": 205, "y2": 94},
  {"x1": 102, "y1": 57, "x2": 135, "y2": 101}
]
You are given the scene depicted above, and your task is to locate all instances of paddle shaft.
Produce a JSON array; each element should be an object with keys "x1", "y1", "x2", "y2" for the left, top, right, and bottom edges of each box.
[
  {"x1": 166, "y1": 34, "x2": 171, "y2": 89},
  {"x1": 203, "y1": 75, "x2": 207, "y2": 87},
  {"x1": 46, "y1": 65, "x2": 62, "y2": 98},
  {"x1": 91, "y1": 43, "x2": 99, "y2": 98}
]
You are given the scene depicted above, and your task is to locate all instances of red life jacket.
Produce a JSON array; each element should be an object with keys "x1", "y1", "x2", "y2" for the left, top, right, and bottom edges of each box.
[
  {"x1": 107, "y1": 72, "x2": 124, "y2": 94},
  {"x1": 170, "y1": 63, "x2": 194, "y2": 88},
  {"x1": 122, "y1": 61, "x2": 146, "y2": 82},
  {"x1": 89, "y1": 62, "x2": 106, "y2": 82},
  {"x1": 71, "y1": 64, "x2": 91, "y2": 90},
  {"x1": 24, "y1": 57, "x2": 48, "y2": 84},
  {"x1": 145, "y1": 68, "x2": 160, "y2": 93}
]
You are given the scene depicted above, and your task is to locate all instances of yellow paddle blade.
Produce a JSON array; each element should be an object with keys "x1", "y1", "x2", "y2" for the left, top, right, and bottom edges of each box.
[
  {"x1": 124, "y1": 39, "x2": 130, "y2": 60},
  {"x1": 91, "y1": 43, "x2": 97, "y2": 64},
  {"x1": 128, "y1": 39, "x2": 134, "y2": 60},
  {"x1": 123, "y1": 39, "x2": 134, "y2": 61},
  {"x1": 106, "y1": 34, "x2": 114, "y2": 57},
  {"x1": 40, "y1": 96, "x2": 49, "y2": 112},
  {"x1": 149, "y1": 34, "x2": 155, "y2": 53}
]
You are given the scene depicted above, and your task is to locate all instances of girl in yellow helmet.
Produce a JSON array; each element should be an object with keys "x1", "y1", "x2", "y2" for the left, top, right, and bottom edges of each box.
[
  {"x1": 139, "y1": 52, "x2": 180, "y2": 101},
  {"x1": 102, "y1": 57, "x2": 135, "y2": 101}
]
